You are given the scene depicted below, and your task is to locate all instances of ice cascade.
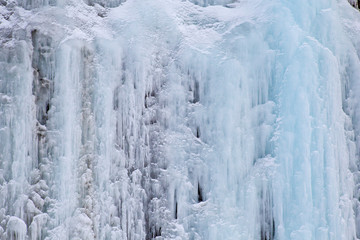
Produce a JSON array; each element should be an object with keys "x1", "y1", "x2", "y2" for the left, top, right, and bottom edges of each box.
[{"x1": 1, "y1": 0, "x2": 360, "y2": 239}]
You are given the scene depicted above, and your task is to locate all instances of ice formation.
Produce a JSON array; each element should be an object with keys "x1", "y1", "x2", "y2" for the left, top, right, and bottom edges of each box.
[{"x1": 1, "y1": 0, "x2": 360, "y2": 239}]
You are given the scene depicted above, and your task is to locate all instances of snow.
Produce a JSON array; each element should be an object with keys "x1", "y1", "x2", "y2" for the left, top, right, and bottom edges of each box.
[{"x1": 1, "y1": 0, "x2": 360, "y2": 239}]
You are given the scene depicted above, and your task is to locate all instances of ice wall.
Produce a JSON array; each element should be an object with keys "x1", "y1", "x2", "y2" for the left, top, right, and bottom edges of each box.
[{"x1": 1, "y1": 0, "x2": 360, "y2": 239}]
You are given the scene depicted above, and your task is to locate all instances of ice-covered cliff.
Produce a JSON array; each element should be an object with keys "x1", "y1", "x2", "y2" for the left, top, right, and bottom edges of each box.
[{"x1": 1, "y1": 0, "x2": 360, "y2": 239}]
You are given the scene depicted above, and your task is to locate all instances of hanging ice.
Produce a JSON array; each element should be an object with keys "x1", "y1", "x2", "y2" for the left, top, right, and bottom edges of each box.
[{"x1": 1, "y1": 0, "x2": 360, "y2": 239}]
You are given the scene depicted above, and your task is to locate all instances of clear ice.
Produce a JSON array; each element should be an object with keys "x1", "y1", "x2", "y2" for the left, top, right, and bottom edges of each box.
[{"x1": 1, "y1": 0, "x2": 360, "y2": 239}]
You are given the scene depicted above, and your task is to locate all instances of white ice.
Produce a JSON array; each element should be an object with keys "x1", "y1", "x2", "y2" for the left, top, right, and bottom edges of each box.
[{"x1": 1, "y1": 0, "x2": 360, "y2": 239}]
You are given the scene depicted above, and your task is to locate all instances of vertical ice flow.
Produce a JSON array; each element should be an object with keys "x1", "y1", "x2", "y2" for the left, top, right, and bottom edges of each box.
[{"x1": 1, "y1": 0, "x2": 360, "y2": 239}]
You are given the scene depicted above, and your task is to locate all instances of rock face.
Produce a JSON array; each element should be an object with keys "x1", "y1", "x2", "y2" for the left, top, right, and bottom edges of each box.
[
  {"x1": 349, "y1": 0, "x2": 360, "y2": 9},
  {"x1": 1, "y1": 0, "x2": 360, "y2": 240}
]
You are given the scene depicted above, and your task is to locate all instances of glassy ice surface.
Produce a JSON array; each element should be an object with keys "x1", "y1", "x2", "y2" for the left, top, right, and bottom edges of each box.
[{"x1": 1, "y1": 0, "x2": 360, "y2": 239}]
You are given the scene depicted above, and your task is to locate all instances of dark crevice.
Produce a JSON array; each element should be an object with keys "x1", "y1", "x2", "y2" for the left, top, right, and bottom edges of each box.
[
  {"x1": 187, "y1": 72, "x2": 200, "y2": 103},
  {"x1": 121, "y1": 61, "x2": 126, "y2": 84},
  {"x1": 31, "y1": 29, "x2": 54, "y2": 125},
  {"x1": 113, "y1": 86, "x2": 120, "y2": 110},
  {"x1": 124, "y1": 135, "x2": 130, "y2": 158},
  {"x1": 31, "y1": 29, "x2": 37, "y2": 43},
  {"x1": 350, "y1": 0, "x2": 360, "y2": 9},
  {"x1": 45, "y1": 102, "x2": 50, "y2": 113},
  {"x1": 196, "y1": 127, "x2": 200, "y2": 138},
  {"x1": 175, "y1": 202, "x2": 178, "y2": 219},
  {"x1": 260, "y1": 187, "x2": 275, "y2": 240},
  {"x1": 144, "y1": 94, "x2": 148, "y2": 108},
  {"x1": 151, "y1": 226, "x2": 161, "y2": 238},
  {"x1": 197, "y1": 183, "x2": 203, "y2": 202},
  {"x1": 260, "y1": 219, "x2": 275, "y2": 240},
  {"x1": 174, "y1": 190, "x2": 178, "y2": 219},
  {"x1": 193, "y1": 80, "x2": 200, "y2": 103}
]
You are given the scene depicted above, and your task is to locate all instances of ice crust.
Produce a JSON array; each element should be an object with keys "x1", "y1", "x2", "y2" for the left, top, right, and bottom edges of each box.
[{"x1": 1, "y1": 0, "x2": 360, "y2": 239}]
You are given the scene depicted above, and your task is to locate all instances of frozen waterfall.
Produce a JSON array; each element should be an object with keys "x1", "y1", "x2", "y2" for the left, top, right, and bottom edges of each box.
[{"x1": 1, "y1": 0, "x2": 360, "y2": 239}]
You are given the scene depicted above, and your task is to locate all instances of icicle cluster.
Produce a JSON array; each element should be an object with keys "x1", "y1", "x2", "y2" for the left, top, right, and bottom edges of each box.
[{"x1": 1, "y1": 0, "x2": 360, "y2": 239}]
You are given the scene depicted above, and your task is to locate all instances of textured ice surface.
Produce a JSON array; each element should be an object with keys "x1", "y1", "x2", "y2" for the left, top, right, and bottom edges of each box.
[{"x1": 1, "y1": 0, "x2": 360, "y2": 239}]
